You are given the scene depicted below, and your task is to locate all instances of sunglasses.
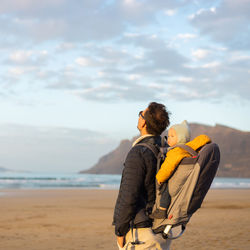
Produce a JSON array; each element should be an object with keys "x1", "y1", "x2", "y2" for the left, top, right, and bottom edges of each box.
[{"x1": 138, "y1": 111, "x2": 145, "y2": 119}]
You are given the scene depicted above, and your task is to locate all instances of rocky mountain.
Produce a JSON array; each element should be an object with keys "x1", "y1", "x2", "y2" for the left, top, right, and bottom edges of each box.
[{"x1": 80, "y1": 124, "x2": 250, "y2": 178}]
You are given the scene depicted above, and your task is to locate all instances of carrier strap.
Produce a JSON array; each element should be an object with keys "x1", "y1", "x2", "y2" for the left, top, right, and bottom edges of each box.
[
  {"x1": 174, "y1": 144, "x2": 198, "y2": 157},
  {"x1": 136, "y1": 142, "x2": 166, "y2": 172},
  {"x1": 136, "y1": 143, "x2": 159, "y2": 158},
  {"x1": 129, "y1": 221, "x2": 145, "y2": 245}
]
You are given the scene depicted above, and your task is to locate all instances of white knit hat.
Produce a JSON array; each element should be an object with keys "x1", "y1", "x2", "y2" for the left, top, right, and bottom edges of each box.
[{"x1": 170, "y1": 120, "x2": 191, "y2": 144}]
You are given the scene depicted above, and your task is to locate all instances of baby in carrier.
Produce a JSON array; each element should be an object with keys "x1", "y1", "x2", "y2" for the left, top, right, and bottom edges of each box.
[{"x1": 150, "y1": 120, "x2": 211, "y2": 219}]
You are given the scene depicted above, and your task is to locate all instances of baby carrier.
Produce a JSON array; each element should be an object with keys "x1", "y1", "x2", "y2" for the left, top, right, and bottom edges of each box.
[{"x1": 139, "y1": 136, "x2": 220, "y2": 239}]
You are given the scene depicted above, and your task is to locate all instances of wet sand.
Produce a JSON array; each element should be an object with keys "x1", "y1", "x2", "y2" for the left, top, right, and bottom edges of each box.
[{"x1": 0, "y1": 189, "x2": 249, "y2": 250}]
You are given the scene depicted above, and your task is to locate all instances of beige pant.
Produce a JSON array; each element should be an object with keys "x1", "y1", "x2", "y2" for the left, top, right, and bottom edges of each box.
[{"x1": 117, "y1": 227, "x2": 171, "y2": 250}]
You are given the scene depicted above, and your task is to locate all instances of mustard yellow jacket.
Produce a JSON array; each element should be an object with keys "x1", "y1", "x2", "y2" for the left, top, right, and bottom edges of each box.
[{"x1": 156, "y1": 134, "x2": 211, "y2": 183}]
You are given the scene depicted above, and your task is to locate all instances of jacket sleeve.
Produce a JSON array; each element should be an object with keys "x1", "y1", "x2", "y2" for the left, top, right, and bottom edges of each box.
[
  {"x1": 113, "y1": 146, "x2": 155, "y2": 236},
  {"x1": 156, "y1": 148, "x2": 190, "y2": 183}
]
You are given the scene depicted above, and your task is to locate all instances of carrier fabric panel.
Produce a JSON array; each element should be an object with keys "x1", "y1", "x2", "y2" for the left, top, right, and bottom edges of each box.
[
  {"x1": 152, "y1": 162, "x2": 201, "y2": 230},
  {"x1": 188, "y1": 143, "x2": 220, "y2": 214}
]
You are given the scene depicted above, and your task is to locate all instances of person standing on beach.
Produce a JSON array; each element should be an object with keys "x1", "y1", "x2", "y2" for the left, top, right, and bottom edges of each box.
[{"x1": 113, "y1": 102, "x2": 171, "y2": 249}]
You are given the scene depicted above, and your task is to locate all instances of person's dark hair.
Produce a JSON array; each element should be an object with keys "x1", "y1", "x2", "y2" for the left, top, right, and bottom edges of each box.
[{"x1": 144, "y1": 102, "x2": 170, "y2": 135}]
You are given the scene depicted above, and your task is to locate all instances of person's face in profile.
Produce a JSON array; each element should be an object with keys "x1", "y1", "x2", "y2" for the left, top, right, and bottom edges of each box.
[
  {"x1": 167, "y1": 128, "x2": 178, "y2": 147},
  {"x1": 137, "y1": 108, "x2": 147, "y2": 132}
]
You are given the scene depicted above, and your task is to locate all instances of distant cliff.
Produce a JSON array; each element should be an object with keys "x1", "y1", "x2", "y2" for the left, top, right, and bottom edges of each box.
[
  {"x1": 80, "y1": 124, "x2": 250, "y2": 178},
  {"x1": 0, "y1": 167, "x2": 11, "y2": 172}
]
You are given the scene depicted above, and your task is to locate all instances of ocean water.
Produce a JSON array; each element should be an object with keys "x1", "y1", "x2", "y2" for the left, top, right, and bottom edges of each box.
[
  {"x1": 0, "y1": 172, "x2": 121, "y2": 190},
  {"x1": 0, "y1": 172, "x2": 250, "y2": 190}
]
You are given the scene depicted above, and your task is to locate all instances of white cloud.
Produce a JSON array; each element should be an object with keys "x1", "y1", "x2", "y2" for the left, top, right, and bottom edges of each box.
[
  {"x1": 201, "y1": 61, "x2": 221, "y2": 68},
  {"x1": 217, "y1": 47, "x2": 228, "y2": 51},
  {"x1": 124, "y1": 32, "x2": 140, "y2": 38},
  {"x1": 8, "y1": 66, "x2": 38, "y2": 77},
  {"x1": 9, "y1": 50, "x2": 33, "y2": 63},
  {"x1": 72, "y1": 81, "x2": 162, "y2": 102},
  {"x1": 189, "y1": 0, "x2": 250, "y2": 50},
  {"x1": 192, "y1": 49, "x2": 210, "y2": 59},
  {"x1": 40, "y1": 50, "x2": 48, "y2": 56},
  {"x1": 56, "y1": 42, "x2": 75, "y2": 51},
  {"x1": 128, "y1": 74, "x2": 142, "y2": 80},
  {"x1": 229, "y1": 53, "x2": 250, "y2": 62},
  {"x1": 177, "y1": 77, "x2": 193, "y2": 83},
  {"x1": 8, "y1": 67, "x2": 25, "y2": 76},
  {"x1": 151, "y1": 34, "x2": 158, "y2": 39},
  {"x1": 189, "y1": 7, "x2": 214, "y2": 20},
  {"x1": 75, "y1": 57, "x2": 91, "y2": 67},
  {"x1": 154, "y1": 69, "x2": 169, "y2": 74},
  {"x1": 134, "y1": 53, "x2": 144, "y2": 59},
  {"x1": 0, "y1": 0, "x2": 64, "y2": 13},
  {"x1": 177, "y1": 33, "x2": 197, "y2": 39},
  {"x1": 164, "y1": 9, "x2": 176, "y2": 16},
  {"x1": 148, "y1": 82, "x2": 164, "y2": 89},
  {"x1": 0, "y1": 0, "x2": 183, "y2": 44},
  {"x1": 123, "y1": 0, "x2": 136, "y2": 5},
  {"x1": 7, "y1": 49, "x2": 49, "y2": 66},
  {"x1": 98, "y1": 71, "x2": 105, "y2": 77},
  {"x1": 210, "y1": 7, "x2": 216, "y2": 13}
]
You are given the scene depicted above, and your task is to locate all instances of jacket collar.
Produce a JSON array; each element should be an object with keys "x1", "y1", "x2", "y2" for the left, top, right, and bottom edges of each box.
[
  {"x1": 132, "y1": 134, "x2": 161, "y2": 147},
  {"x1": 132, "y1": 134, "x2": 154, "y2": 147}
]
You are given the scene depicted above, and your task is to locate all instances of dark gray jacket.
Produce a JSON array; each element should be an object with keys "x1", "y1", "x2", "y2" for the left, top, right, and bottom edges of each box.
[{"x1": 113, "y1": 135, "x2": 161, "y2": 236}]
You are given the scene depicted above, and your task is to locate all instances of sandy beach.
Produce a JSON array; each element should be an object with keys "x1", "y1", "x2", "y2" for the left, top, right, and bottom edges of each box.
[{"x1": 0, "y1": 189, "x2": 249, "y2": 250}]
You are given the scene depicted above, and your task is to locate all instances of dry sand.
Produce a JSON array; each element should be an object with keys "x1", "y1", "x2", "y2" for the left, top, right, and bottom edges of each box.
[{"x1": 0, "y1": 189, "x2": 249, "y2": 250}]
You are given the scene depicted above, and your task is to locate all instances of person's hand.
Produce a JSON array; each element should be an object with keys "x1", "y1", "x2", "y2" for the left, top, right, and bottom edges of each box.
[
  {"x1": 157, "y1": 180, "x2": 162, "y2": 185},
  {"x1": 117, "y1": 236, "x2": 125, "y2": 248}
]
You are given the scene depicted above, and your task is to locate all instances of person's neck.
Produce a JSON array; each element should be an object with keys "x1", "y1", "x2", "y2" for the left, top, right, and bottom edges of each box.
[{"x1": 140, "y1": 127, "x2": 148, "y2": 136}]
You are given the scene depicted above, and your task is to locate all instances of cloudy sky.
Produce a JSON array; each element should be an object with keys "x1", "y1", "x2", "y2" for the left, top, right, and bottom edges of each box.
[{"x1": 0, "y1": 0, "x2": 250, "y2": 172}]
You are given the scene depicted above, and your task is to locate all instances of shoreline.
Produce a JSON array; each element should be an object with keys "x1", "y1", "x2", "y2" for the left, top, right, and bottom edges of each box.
[
  {"x1": 1, "y1": 186, "x2": 250, "y2": 197},
  {"x1": 0, "y1": 189, "x2": 249, "y2": 249},
  {"x1": 0, "y1": 175, "x2": 249, "y2": 191}
]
